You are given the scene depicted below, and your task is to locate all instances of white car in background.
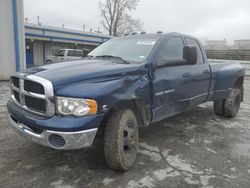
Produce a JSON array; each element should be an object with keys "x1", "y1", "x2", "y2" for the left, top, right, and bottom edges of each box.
[{"x1": 45, "y1": 49, "x2": 83, "y2": 64}]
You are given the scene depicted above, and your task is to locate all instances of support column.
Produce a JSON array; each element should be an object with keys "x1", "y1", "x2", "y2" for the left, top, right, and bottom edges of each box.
[{"x1": 0, "y1": 0, "x2": 26, "y2": 80}]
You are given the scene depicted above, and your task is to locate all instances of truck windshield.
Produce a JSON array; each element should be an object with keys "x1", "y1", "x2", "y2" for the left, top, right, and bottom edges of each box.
[{"x1": 88, "y1": 35, "x2": 161, "y2": 64}]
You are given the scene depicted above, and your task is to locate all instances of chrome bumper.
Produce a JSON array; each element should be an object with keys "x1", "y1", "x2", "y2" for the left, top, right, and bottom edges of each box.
[{"x1": 8, "y1": 115, "x2": 98, "y2": 150}]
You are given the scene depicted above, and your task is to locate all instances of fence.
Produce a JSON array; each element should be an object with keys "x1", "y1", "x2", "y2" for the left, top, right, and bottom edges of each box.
[{"x1": 206, "y1": 49, "x2": 250, "y2": 61}]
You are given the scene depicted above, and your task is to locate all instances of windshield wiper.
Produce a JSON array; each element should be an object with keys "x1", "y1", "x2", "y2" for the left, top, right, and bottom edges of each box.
[{"x1": 95, "y1": 55, "x2": 130, "y2": 64}]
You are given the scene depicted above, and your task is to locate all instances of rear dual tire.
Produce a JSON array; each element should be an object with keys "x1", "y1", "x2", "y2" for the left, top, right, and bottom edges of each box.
[{"x1": 214, "y1": 88, "x2": 242, "y2": 118}]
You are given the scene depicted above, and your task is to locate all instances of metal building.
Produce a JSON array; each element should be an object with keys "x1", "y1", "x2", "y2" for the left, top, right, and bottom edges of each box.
[
  {"x1": 0, "y1": 0, "x2": 26, "y2": 80},
  {"x1": 204, "y1": 40, "x2": 228, "y2": 50},
  {"x1": 24, "y1": 23, "x2": 111, "y2": 66},
  {"x1": 234, "y1": 40, "x2": 250, "y2": 50}
]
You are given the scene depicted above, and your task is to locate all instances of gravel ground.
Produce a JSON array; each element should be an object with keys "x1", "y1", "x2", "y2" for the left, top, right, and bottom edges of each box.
[{"x1": 0, "y1": 79, "x2": 250, "y2": 188}]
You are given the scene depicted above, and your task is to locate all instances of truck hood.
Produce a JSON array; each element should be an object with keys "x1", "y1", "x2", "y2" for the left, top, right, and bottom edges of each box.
[{"x1": 21, "y1": 59, "x2": 146, "y2": 87}]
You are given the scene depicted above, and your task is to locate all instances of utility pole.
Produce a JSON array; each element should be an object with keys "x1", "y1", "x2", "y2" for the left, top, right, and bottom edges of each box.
[
  {"x1": 95, "y1": 27, "x2": 102, "y2": 33},
  {"x1": 83, "y1": 24, "x2": 85, "y2": 32},
  {"x1": 37, "y1": 16, "x2": 41, "y2": 25}
]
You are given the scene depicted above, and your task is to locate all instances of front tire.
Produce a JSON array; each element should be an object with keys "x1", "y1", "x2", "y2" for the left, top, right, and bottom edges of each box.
[
  {"x1": 45, "y1": 60, "x2": 52, "y2": 64},
  {"x1": 104, "y1": 109, "x2": 138, "y2": 171}
]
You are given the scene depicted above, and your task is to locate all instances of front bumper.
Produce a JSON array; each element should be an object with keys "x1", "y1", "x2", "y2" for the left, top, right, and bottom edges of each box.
[{"x1": 8, "y1": 115, "x2": 98, "y2": 150}]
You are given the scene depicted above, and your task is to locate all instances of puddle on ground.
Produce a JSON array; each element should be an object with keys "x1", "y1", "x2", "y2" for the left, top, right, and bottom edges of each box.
[{"x1": 230, "y1": 143, "x2": 250, "y2": 159}]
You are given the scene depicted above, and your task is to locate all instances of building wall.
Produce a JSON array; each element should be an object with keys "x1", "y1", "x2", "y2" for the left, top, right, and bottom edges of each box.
[
  {"x1": 33, "y1": 41, "x2": 44, "y2": 66},
  {"x1": 0, "y1": 0, "x2": 25, "y2": 80},
  {"x1": 205, "y1": 40, "x2": 228, "y2": 50},
  {"x1": 234, "y1": 40, "x2": 250, "y2": 50}
]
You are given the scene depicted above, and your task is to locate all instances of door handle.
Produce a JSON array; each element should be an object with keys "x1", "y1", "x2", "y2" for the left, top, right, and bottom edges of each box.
[
  {"x1": 203, "y1": 69, "x2": 210, "y2": 74},
  {"x1": 183, "y1": 72, "x2": 192, "y2": 77}
]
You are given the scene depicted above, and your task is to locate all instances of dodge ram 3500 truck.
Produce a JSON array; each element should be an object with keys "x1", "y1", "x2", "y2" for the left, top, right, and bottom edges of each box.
[{"x1": 7, "y1": 33, "x2": 245, "y2": 171}]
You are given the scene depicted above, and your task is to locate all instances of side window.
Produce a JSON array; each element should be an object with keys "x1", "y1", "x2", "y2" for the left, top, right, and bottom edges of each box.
[
  {"x1": 74, "y1": 51, "x2": 83, "y2": 57},
  {"x1": 56, "y1": 50, "x2": 65, "y2": 57},
  {"x1": 67, "y1": 50, "x2": 83, "y2": 57},
  {"x1": 185, "y1": 38, "x2": 204, "y2": 64},
  {"x1": 158, "y1": 37, "x2": 184, "y2": 62},
  {"x1": 67, "y1": 50, "x2": 74, "y2": 57}
]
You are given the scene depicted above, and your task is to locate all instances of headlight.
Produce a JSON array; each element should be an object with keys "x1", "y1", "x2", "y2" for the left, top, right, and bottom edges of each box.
[{"x1": 56, "y1": 97, "x2": 97, "y2": 116}]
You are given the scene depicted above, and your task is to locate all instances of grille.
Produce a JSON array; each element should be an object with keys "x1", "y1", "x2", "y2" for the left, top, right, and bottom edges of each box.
[
  {"x1": 10, "y1": 75, "x2": 55, "y2": 117},
  {"x1": 24, "y1": 80, "x2": 45, "y2": 94},
  {"x1": 25, "y1": 95, "x2": 46, "y2": 112}
]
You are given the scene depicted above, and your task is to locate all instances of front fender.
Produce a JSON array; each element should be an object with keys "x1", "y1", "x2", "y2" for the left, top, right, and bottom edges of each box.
[{"x1": 54, "y1": 75, "x2": 151, "y2": 116}]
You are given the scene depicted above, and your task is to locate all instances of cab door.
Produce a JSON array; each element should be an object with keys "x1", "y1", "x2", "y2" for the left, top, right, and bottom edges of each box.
[
  {"x1": 55, "y1": 50, "x2": 66, "y2": 62},
  {"x1": 152, "y1": 36, "x2": 193, "y2": 122},
  {"x1": 184, "y1": 38, "x2": 211, "y2": 106}
]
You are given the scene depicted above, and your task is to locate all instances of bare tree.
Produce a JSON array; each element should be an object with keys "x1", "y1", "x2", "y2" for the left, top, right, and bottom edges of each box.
[{"x1": 99, "y1": 0, "x2": 143, "y2": 36}]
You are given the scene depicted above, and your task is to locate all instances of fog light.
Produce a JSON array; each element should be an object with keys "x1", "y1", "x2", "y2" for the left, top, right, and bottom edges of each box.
[{"x1": 48, "y1": 134, "x2": 66, "y2": 149}]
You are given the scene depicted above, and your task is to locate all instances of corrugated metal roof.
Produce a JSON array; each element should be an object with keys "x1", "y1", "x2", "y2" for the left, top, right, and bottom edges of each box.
[{"x1": 25, "y1": 23, "x2": 111, "y2": 45}]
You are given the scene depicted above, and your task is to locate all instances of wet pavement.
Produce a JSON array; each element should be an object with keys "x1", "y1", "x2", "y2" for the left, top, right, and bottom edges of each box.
[{"x1": 0, "y1": 79, "x2": 250, "y2": 188}]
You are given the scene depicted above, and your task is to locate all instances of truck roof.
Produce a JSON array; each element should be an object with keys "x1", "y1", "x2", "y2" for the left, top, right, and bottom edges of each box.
[{"x1": 118, "y1": 32, "x2": 197, "y2": 41}]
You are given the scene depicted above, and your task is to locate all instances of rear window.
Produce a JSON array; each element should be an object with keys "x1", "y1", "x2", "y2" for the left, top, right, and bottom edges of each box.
[
  {"x1": 74, "y1": 51, "x2": 83, "y2": 57},
  {"x1": 185, "y1": 38, "x2": 204, "y2": 64}
]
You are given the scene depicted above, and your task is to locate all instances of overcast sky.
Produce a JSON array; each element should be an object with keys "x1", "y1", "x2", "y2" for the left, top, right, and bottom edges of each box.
[{"x1": 24, "y1": 0, "x2": 250, "y2": 43}]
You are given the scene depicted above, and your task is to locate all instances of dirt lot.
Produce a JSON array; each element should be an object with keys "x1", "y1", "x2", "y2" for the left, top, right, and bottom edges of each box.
[{"x1": 0, "y1": 79, "x2": 250, "y2": 188}]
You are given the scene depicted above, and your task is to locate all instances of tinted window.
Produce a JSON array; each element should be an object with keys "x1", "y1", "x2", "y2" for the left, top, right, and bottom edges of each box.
[
  {"x1": 74, "y1": 51, "x2": 83, "y2": 57},
  {"x1": 158, "y1": 37, "x2": 184, "y2": 63},
  {"x1": 56, "y1": 50, "x2": 65, "y2": 57},
  {"x1": 185, "y1": 38, "x2": 204, "y2": 64},
  {"x1": 68, "y1": 50, "x2": 83, "y2": 57},
  {"x1": 67, "y1": 50, "x2": 74, "y2": 57}
]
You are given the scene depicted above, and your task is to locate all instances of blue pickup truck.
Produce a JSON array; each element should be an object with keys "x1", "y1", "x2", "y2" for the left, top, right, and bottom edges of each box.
[{"x1": 7, "y1": 33, "x2": 245, "y2": 171}]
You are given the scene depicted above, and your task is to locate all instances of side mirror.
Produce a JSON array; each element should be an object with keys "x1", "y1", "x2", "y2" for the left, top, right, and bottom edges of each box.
[{"x1": 183, "y1": 45, "x2": 197, "y2": 65}]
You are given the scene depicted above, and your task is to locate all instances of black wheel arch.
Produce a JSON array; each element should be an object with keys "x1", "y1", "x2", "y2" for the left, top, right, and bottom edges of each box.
[{"x1": 108, "y1": 99, "x2": 151, "y2": 127}]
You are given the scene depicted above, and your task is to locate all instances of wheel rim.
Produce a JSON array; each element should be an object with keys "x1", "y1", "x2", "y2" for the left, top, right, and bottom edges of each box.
[{"x1": 123, "y1": 120, "x2": 137, "y2": 156}]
